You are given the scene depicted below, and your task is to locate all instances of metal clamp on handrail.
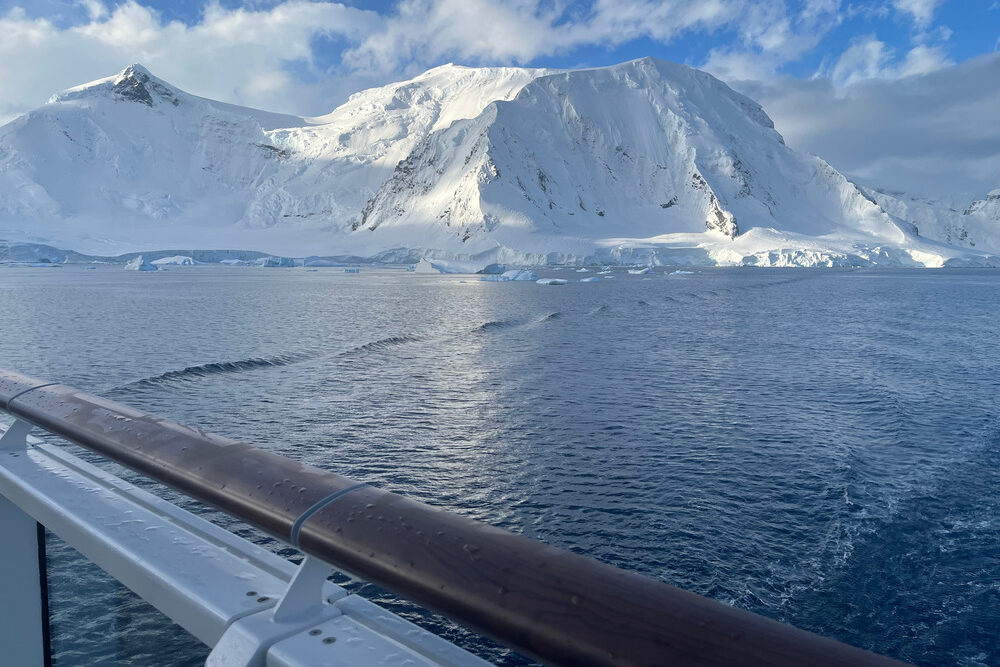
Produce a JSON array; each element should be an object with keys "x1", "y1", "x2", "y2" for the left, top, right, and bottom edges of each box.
[{"x1": 0, "y1": 369, "x2": 908, "y2": 667}]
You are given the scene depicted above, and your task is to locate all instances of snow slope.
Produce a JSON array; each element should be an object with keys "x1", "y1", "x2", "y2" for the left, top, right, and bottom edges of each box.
[{"x1": 0, "y1": 59, "x2": 997, "y2": 266}]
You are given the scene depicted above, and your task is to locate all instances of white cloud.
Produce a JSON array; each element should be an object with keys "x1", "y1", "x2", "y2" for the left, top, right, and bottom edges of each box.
[
  {"x1": 0, "y1": 1, "x2": 381, "y2": 122},
  {"x1": 897, "y1": 43, "x2": 952, "y2": 76},
  {"x1": 340, "y1": 0, "x2": 846, "y2": 82},
  {"x1": 703, "y1": 49, "x2": 786, "y2": 82},
  {"x1": 891, "y1": 0, "x2": 946, "y2": 27},
  {"x1": 829, "y1": 37, "x2": 892, "y2": 87},
  {"x1": 817, "y1": 36, "x2": 952, "y2": 87},
  {"x1": 702, "y1": 1, "x2": 844, "y2": 81},
  {"x1": 342, "y1": 0, "x2": 748, "y2": 76},
  {"x1": 79, "y1": 0, "x2": 107, "y2": 21}
]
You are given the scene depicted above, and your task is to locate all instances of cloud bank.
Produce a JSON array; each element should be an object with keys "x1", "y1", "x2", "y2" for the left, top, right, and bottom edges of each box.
[{"x1": 737, "y1": 52, "x2": 1000, "y2": 202}]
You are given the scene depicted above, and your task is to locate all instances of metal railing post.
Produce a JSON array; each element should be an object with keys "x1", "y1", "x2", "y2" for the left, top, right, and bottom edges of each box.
[{"x1": 0, "y1": 420, "x2": 50, "y2": 667}]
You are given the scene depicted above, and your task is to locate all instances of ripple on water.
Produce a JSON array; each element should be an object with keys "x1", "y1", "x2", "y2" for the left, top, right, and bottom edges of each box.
[{"x1": 0, "y1": 267, "x2": 998, "y2": 666}]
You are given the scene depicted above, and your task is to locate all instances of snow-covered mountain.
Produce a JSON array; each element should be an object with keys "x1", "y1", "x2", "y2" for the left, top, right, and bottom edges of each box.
[
  {"x1": 859, "y1": 187, "x2": 1000, "y2": 256},
  {"x1": 1, "y1": 59, "x2": 997, "y2": 266}
]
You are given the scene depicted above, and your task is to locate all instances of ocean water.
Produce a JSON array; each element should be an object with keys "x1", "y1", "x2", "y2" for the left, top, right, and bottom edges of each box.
[{"x1": 0, "y1": 265, "x2": 998, "y2": 666}]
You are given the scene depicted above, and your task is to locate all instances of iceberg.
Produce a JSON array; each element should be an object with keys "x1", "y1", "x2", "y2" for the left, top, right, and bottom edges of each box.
[
  {"x1": 253, "y1": 256, "x2": 296, "y2": 267},
  {"x1": 628, "y1": 267, "x2": 652, "y2": 275},
  {"x1": 124, "y1": 255, "x2": 157, "y2": 271},
  {"x1": 669, "y1": 270, "x2": 695, "y2": 275},
  {"x1": 412, "y1": 257, "x2": 489, "y2": 274},
  {"x1": 536, "y1": 278, "x2": 568, "y2": 285},
  {"x1": 480, "y1": 269, "x2": 538, "y2": 282},
  {"x1": 413, "y1": 258, "x2": 442, "y2": 273},
  {"x1": 151, "y1": 255, "x2": 196, "y2": 266},
  {"x1": 579, "y1": 276, "x2": 600, "y2": 282}
]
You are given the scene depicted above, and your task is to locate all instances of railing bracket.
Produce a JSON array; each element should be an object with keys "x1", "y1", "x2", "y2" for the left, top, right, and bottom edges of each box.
[
  {"x1": 0, "y1": 419, "x2": 32, "y2": 451},
  {"x1": 207, "y1": 557, "x2": 342, "y2": 667}
]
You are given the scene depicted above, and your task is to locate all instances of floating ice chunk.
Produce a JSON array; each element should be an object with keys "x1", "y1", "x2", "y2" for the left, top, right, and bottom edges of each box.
[
  {"x1": 579, "y1": 276, "x2": 600, "y2": 282},
  {"x1": 576, "y1": 268, "x2": 590, "y2": 272},
  {"x1": 415, "y1": 258, "x2": 515, "y2": 275},
  {"x1": 597, "y1": 270, "x2": 612, "y2": 274},
  {"x1": 536, "y1": 278, "x2": 568, "y2": 285},
  {"x1": 627, "y1": 267, "x2": 652, "y2": 275},
  {"x1": 669, "y1": 270, "x2": 694, "y2": 275},
  {"x1": 124, "y1": 255, "x2": 157, "y2": 271},
  {"x1": 417, "y1": 258, "x2": 486, "y2": 274},
  {"x1": 480, "y1": 269, "x2": 538, "y2": 282},
  {"x1": 151, "y1": 255, "x2": 196, "y2": 266}
]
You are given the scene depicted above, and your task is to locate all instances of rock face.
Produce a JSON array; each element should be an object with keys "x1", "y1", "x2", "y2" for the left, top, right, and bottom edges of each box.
[
  {"x1": 965, "y1": 189, "x2": 1000, "y2": 220},
  {"x1": 111, "y1": 64, "x2": 179, "y2": 107},
  {"x1": 0, "y1": 59, "x2": 997, "y2": 266}
]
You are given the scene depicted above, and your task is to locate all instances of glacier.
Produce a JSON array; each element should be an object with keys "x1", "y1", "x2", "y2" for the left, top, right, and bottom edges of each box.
[{"x1": 0, "y1": 59, "x2": 997, "y2": 268}]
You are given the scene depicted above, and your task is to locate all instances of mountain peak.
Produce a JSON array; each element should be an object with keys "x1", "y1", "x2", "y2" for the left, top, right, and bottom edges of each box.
[
  {"x1": 47, "y1": 62, "x2": 181, "y2": 108},
  {"x1": 112, "y1": 63, "x2": 179, "y2": 107},
  {"x1": 119, "y1": 63, "x2": 153, "y2": 78}
]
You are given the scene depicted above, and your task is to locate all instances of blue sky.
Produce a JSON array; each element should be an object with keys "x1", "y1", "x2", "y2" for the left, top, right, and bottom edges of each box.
[{"x1": 0, "y1": 1, "x2": 998, "y2": 197}]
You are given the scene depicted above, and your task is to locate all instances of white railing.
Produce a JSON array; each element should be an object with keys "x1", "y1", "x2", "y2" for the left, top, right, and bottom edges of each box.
[{"x1": 0, "y1": 420, "x2": 488, "y2": 667}]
